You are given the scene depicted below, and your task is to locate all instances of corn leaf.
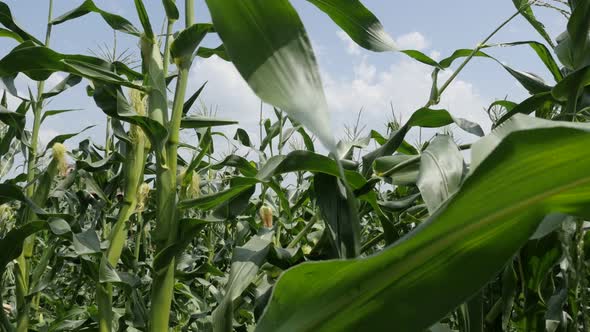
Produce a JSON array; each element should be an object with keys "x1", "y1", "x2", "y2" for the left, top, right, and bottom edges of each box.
[
  {"x1": 51, "y1": 0, "x2": 140, "y2": 36},
  {"x1": 306, "y1": 0, "x2": 396, "y2": 52},
  {"x1": 205, "y1": 0, "x2": 335, "y2": 151},
  {"x1": 256, "y1": 114, "x2": 590, "y2": 332}
]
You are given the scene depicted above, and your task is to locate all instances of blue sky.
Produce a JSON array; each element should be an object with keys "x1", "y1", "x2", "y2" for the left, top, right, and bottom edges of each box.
[{"x1": 0, "y1": 0, "x2": 568, "y2": 153}]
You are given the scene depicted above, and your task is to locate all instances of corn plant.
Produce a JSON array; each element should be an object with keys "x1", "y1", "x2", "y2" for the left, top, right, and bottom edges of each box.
[{"x1": 0, "y1": 0, "x2": 587, "y2": 331}]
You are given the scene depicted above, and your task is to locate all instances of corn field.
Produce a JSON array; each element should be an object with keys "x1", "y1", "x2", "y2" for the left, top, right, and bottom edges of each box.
[{"x1": 0, "y1": 0, "x2": 588, "y2": 331}]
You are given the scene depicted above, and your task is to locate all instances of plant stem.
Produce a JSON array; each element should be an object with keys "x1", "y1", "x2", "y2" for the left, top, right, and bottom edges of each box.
[
  {"x1": 185, "y1": 0, "x2": 195, "y2": 26},
  {"x1": 433, "y1": 10, "x2": 520, "y2": 104},
  {"x1": 16, "y1": 1, "x2": 53, "y2": 331},
  {"x1": 97, "y1": 125, "x2": 145, "y2": 332},
  {"x1": 148, "y1": 4, "x2": 193, "y2": 324}
]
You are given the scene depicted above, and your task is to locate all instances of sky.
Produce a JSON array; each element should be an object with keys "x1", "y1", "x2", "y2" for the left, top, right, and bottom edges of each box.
[{"x1": 0, "y1": 0, "x2": 569, "y2": 157}]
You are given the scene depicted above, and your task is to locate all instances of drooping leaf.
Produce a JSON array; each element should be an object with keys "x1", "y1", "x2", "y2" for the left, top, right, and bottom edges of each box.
[
  {"x1": 196, "y1": 45, "x2": 230, "y2": 61},
  {"x1": 417, "y1": 135, "x2": 464, "y2": 214},
  {"x1": 213, "y1": 232, "x2": 273, "y2": 332},
  {"x1": 362, "y1": 108, "x2": 483, "y2": 176},
  {"x1": 0, "y1": 42, "x2": 142, "y2": 88},
  {"x1": 0, "y1": 1, "x2": 42, "y2": 44},
  {"x1": 205, "y1": 0, "x2": 335, "y2": 150},
  {"x1": 512, "y1": 0, "x2": 554, "y2": 48},
  {"x1": 256, "y1": 114, "x2": 590, "y2": 332},
  {"x1": 51, "y1": 0, "x2": 140, "y2": 36},
  {"x1": 306, "y1": 0, "x2": 396, "y2": 52},
  {"x1": 171, "y1": 23, "x2": 213, "y2": 65},
  {"x1": 42, "y1": 74, "x2": 83, "y2": 98}
]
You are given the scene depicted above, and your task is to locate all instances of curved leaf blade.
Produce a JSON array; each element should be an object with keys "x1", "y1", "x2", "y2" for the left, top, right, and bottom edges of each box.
[
  {"x1": 256, "y1": 115, "x2": 590, "y2": 331},
  {"x1": 205, "y1": 0, "x2": 335, "y2": 151}
]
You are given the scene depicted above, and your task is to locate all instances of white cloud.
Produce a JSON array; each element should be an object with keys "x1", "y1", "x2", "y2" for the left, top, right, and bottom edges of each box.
[
  {"x1": 395, "y1": 32, "x2": 429, "y2": 51},
  {"x1": 323, "y1": 57, "x2": 491, "y2": 143},
  {"x1": 184, "y1": 32, "x2": 491, "y2": 153}
]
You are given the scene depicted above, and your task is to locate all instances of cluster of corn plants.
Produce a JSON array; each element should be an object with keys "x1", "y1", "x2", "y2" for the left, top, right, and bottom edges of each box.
[{"x1": 0, "y1": 0, "x2": 588, "y2": 331}]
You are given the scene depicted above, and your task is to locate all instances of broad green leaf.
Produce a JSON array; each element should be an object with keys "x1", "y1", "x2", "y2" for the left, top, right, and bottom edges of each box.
[
  {"x1": 0, "y1": 1, "x2": 42, "y2": 44},
  {"x1": 205, "y1": 0, "x2": 335, "y2": 150},
  {"x1": 512, "y1": 0, "x2": 554, "y2": 48},
  {"x1": 0, "y1": 221, "x2": 49, "y2": 272},
  {"x1": 52, "y1": 0, "x2": 140, "y2": 36},
  {"x1": 92, "y1": 83, "x2": 168, "y2": 152},
  {"x1": 162, "y1": 0, "x2": 179, "y2": 21},
  {"x1": 306, "y1": 0, "x2": 396, "y2": 52},
  {"x1": 42, "y1": 125, "x2": 95, "y2": 153},
  {"x1": 257, "y1": 150, "x2": 366, "y2": 189},
  {"x1": 212, "y1": 232, "x2": 273, "y2": 332},
  {"x1": 552, "y1": 64, "x2": 590, "y2": 102},
  {"x1": 565, "y1": 0, "x2": 590, "y2": 69},
  {"x1": 0, "y1": 42, "x2": 141, "y2": 88},
  {"x1": 373, "y1": 155, "x2": 420, "y2": 186},
  {"x1": 314, "y1": 173, "x2": 361, "y2": 258},
  {"x1": 362, "y1": 108, "x2": 482, "y2": 176},
  {"x1": 417, "y1": 135, "x2": 464, "y2": 214},
  {"x1": 178, "y1": 177, "x2": 259, "y2": 210},
  {"x1": 171, "y1": 24, "x2": 213, "y2": 65},
  {"x1": 256, "y1": 114, "x2": 590, "y2": 331}
]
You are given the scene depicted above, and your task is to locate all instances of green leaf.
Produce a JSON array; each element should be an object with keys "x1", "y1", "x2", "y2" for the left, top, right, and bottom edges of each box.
[
  {"x1": 42, "y1": 125, "x2": 94, "y2": 153},
  {"x1": 52, "y1": 0, "x2": 140, "y2": 36},
  {"x1": 196, "y1": 45, "x2": 230, "y2": 61},
  {"x1": 306, "y1": 0, "x2": 396, "y2": 52},
  {"x1": 0, "y1": 27, "x2": 23, "y2": 42},
  {"x1": 492, "y1": 41, "x2": 562, "y2": 82},
  {"x1": 162, "y1": 0, "x2": 179, "y2": 21},
  {"x1": 133, "y1": 0, "x2": 154, "y2": 38},
  {"x1": 257, "y1": 151, "x2": 366, "y2": 189},
  {"x1": 178, "y1": 177, "x2": 259, "y2": 210},
  {"x1": 171, "y1": 24, "x2": 213, "y2": 65},
  {"x1": 314, "y1": 173, "x2": 361, "y2": 258},
  {"x1": 92, "y1": 83, "x2": 168, "y2": 151},
  {"x1": 205, "y1": 0, "x2": 335, "y2": 150},
  {"x1": 565, "y1": 0, "x2": 590, "y2": 69},
  {"x1": 512, "y1": 0, "x2": 554, "y2": 48},
  {"x1": 495, "y1": 92, "x2": 559, "y2": 126},
  {"x1": 373, "y1": 155, "x2": 420, "y2": 186},
  {"x1": 180, "y1": 116, "x2": 237, "y2": 129},
  {"x1": 362, "y1": 108, "x2": 482, "y2": 176},
  {"x1": 0, "y1": 1, "x2": 42, "y2": 44},
  {"x1": 0, "y1": 42, "x2": 142, "y2": 88},
  {"x1": 183, "y1": 81, "x2": 207, "y2": 115},
  {"x1": 417, "y1": 135, "x2": 464, "y2": 214},
  {"x1": 0, "y1": 221, "x2": 49, "y2": 272},
  {"x1": 212, "y1": 233, "x2": 273, "y2": 332},
  {"x1": 255, "y1": 114, "x2": 590, "y2": 331},
  {"x1": 41, "y1": 109, "x2": 81, "y2": 123},
  {"x1": 440, "y1": 48, "x2": 553, "y2": 94},
  {"x1": 0, "y1": 105, "x2": 25, "y2": 133},
  {"x1": 42, "y1": 74, "x2": 82, "y2": 98}
]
